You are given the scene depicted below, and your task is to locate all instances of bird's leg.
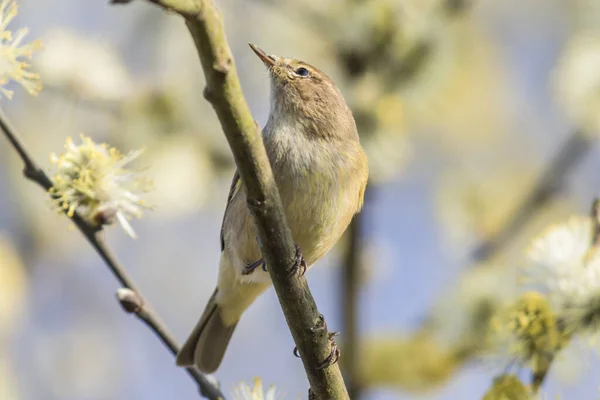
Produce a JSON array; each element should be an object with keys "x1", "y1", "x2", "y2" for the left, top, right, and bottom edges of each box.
[
  {"x1": 243, "y1": 242, "x2": 305, "y2": 276},
  {"x1": 242, "y1": 258, "x2": 265, "y2": 275},
  {"x1": 288, "y1": 243, "x2": 307, "y2": 277}
]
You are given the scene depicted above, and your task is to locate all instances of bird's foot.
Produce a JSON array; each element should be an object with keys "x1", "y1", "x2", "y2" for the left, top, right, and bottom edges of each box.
[
  {"x1": 316, "y1": 331, "x2": 341, "y2": 370},
  {"x1": 242, "y1": 244, "x2": 305, "y2": 276},
  {"x1": 242, "y1": 258, "x2": 266, "y2": 275},
  {"x1": 288, "y1": 243, "x2": 307, "y2": 277}
]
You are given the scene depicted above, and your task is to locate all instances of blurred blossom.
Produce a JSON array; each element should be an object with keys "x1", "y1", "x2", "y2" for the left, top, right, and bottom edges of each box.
[
  {"x1": 435, "y1": 166, "x2": 535, "y2": 251},
  {"x1": 119, "y1": 89, "x2": 185, "y2": 145},
  {"x1": 332, "y1": 0, "x2": 403, "y2": 58},
  {"x1": 429, "y1": 266, "x2": 516, "y2": 353},
  {"x1": 554, "y1": 34, "x2": 600, "y2": 135},
  {"x1": 0, "y1": 360, "x2": 20, "y2": 400},
  {"x1": 481, "y1": 375, "x2": 531, "y2": 400},
  {"x1": 332, "y1": 0, "x2": 447, "y2": 76},
  {"x1": 0, "y1": 0, "x2": 41, "y2": 98},
  {"x1": 0, "y1": 234, "x2": 27, "y2": 339},
  {"x1": 573, "y1": 0, "x2": 600, "y2": 33},
  {"x1": 232, "y1": 378, "x2": 280, "y2": 400},
  {"x1": 362, "y1": 130, "x2": 412, "y2": 182},
  {"x1": 374, "y1": 94, "x2": 405, "y2": 130},
  {"x1": 147, "y1": 135, "x2": 213, "y2": 217},
  {"x1": 391, "y1": 0, "x2": 460, "y2": 98},
  {"x1": 487, "y1": 292, "x2": 564, "y2": 380},
  {"x1": 36, "y1": 29, "x2": 131, "y2": 101},
  {"x1": 359, "y1": 334, "x2": 458, "y2": 391},
  {"x1": 315, "y1": 0, "x2": 464, "y2": 184},
  {"x1": 402, "y1": 20, "x2": 515, "y2": 154},
  {"x1": 348, "y1": 74, "x2": 412, "y2": 182},
  {"x1": 155, "y1": 19, "x2": 231, "y2": 160},
  {"x1": 118, "y1": 86, "x2": 227, "y2": 178},
  {"x1": 116, "y1": 88, "x2": 217, "y2": 217},
  {"x1": 49, "y1": 134, "x2": 153, "y2": 238}
]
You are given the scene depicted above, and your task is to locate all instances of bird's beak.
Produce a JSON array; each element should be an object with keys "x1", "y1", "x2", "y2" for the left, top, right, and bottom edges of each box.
[{"x1": 249, "y1": 43, "x2": 276, "y2": 67}]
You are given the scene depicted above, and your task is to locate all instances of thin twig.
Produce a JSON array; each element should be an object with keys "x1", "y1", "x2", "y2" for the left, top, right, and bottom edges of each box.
[
  {"x1": 112, "y1": 0, "x2": 350, "y2": 398},
  {"x1": 590, "y1": 197, "x2": 600, "y2": 248},
  {"x1": 116, "y1": 289, "x2": 223, "y2": 397},
  {"x1": 0, "y1": 109, "x2": 225, "y2": 400},
  {"x1": 470, "y1": 130, "x2": 593, "y2": 262},
  {"x1": 0, "y1": 109, "x2": 54, "y2": 189}
]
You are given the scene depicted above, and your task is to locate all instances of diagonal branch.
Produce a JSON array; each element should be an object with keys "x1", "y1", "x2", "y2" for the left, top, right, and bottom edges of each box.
[
  {"x1": 112, "y1": 0, "x2": 350, "y2": 398},
  {"x1": 470, "y1": 130, "x2": 593, "y2": 262},
  {"x1": 0, "y1": 109, "x2": 225, "y2": 400},
  {"x1": 115, "y1": 288, "x2": 223, "y2": 398}
]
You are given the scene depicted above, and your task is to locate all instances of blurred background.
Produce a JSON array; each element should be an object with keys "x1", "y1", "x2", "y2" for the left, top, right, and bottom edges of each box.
[{"x1": 1, "y1": 0, "x2": 600, "y2": 398}]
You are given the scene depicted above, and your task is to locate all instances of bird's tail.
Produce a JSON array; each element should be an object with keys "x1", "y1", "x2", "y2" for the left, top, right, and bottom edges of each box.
[{"x1": 176, "y1": 288, "x2": 238, "y2": 373}]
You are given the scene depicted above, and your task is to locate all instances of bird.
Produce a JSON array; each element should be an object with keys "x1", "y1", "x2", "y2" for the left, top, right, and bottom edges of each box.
[{"x1": 176, "y1": 43, "x2": 369, "y2": 373}]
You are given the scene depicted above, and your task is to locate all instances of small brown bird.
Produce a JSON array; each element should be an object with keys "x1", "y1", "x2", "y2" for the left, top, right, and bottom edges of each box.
[{"x1": 176, "y1": 44, "x2": 369, "y2": 373}]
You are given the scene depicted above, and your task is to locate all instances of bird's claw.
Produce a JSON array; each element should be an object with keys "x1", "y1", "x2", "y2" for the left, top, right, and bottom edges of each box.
[
  {"x1": 317, "y1": 332, "x2": 341, "y2": 370},
  {"x1": 288, "y1": 243, "x2": 307, "y2": 277},
  {"x1": 293, "y1": 316, "x2": 340, "y2": 370},
  {"x1": 242, "y1": 258, "x2": 265, "y2": 275},
  {"x1": 243, "y1": 244, "x2": 305, "y2": 276}
]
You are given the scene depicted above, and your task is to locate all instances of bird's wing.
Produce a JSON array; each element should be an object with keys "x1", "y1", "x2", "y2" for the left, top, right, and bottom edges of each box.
[
  {"x1": 220, "y1": 170, "x2": 242, "y2": 252},
  {"x1": 219, "y1": 171, "x2": 265, "y2": 271}
]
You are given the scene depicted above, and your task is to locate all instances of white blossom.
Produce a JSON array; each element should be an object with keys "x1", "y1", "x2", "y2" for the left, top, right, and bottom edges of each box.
[
  {"x1": 232, "y1": 378, "x2": 280, "y2": 400},
  {"x1": 49, "y1": 135, "x2": 153, "y2": 238},
  {"x1": 0, "y1": 0, "x2": 41, "y2": 98},
  {"x1": 526, "y1": 216, "x2": 600, "y2": 339}
]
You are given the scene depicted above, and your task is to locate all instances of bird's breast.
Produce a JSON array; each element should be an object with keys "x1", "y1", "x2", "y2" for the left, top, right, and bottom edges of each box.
[{"x1": 265, "y1": 123, "x2": 366, "y2": 265}]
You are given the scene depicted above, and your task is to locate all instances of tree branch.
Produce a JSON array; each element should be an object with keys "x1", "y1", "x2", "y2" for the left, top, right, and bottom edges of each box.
[
  {"x1": 0, "y1": 109, "x2": 225, "y2": 400},
  {"x1": 112, "y1": 0, "x2": 350, "y2": 398}
]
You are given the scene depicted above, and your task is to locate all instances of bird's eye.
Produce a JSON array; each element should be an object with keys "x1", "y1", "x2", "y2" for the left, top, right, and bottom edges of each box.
[{"x1": 295, "y1": 67, "x2": 310, "y2": 77}]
